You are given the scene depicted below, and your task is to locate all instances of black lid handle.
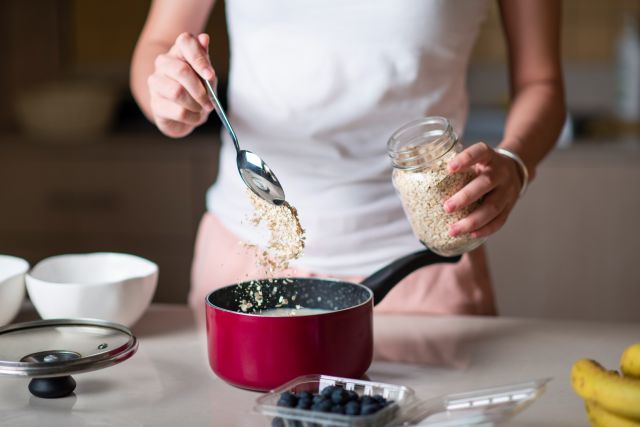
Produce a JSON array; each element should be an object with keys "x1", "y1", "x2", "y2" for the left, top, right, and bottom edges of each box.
[
  {"x1": 361, "y1": 250, "x2": 461, "y2": 305},
  {"x1": 28, "y1": 376, "x2": 76, "y2": 399}
]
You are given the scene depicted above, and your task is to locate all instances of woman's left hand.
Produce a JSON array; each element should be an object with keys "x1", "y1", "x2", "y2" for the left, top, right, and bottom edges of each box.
[{"x1": 443, "y1": 142, "x2": 523, "y2": 239}]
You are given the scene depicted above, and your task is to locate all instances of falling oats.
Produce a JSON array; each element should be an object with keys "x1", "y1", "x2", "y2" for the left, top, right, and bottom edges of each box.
[{"x1": 244, "y1": 190, "x2": 306, "y2": 274}]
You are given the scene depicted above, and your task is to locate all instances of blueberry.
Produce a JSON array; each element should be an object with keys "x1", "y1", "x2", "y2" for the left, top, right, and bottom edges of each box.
[
  {"x1": 313, "y1": 394, "x2": 328, "y2": 404},
  {"x1": 330, "y1": 404, "x2": 345, "y2": 414},
  {"x1": 344, "y1": 401, "x2": 361, "y2": 416},
  {"x1": 296, "y1": 391, "x2": 313, "y2": 401},
  {"x1": 296, "y1": 398, "x2": 312, "y2": 409},
  {"x1": 346, "y1": 390, "x2": 359, "y2": 402},
  {"x1": 311, "y1": 399, "x2": 333, "y2": 412},
  {"x1": 360, "y1": 395, "x2": 375, "y2": 406},
  {"x1": 361, "y1": 403, "x2": 381, "y2": 416},
  {"x1": 271, "y1": 417, "x2": 285, "y2": 427},
  {"x1": 372, "y1": 394, "x2": 387, "y2": 405},
  {"x1": 320, "y1": 385, "x2": 338, "y2": 398},
  {"x1": 277, "y1": 391, "x2": 298, "y2": 407},
  {"x1": 331, "y1": 388, "x2": 349, "y2": 405}
]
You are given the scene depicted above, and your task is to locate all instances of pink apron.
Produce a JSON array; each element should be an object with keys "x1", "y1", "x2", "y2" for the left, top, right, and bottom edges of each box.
[{"x1": 189, "y1": 212, "x2": 496, "y2": 315}]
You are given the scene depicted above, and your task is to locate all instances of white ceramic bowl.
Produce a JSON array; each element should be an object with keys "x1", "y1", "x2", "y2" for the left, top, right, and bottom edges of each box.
[
  {"x1": 26, "y1": 253, "x2": 158, "y2": 327},
  {"x1": 0, "y1": 255, "x2": 29, "y2": 326}
]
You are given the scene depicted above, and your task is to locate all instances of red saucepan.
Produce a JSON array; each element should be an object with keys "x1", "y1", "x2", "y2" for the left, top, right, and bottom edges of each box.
[{"x1": 205, "y1": 250, "x2": 460, "y2": 391}]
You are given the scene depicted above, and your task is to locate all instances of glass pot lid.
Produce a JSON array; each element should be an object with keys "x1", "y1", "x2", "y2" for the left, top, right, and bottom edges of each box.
[{"x1": 0, "y1": 318, "x2": 137, "y2": 378}]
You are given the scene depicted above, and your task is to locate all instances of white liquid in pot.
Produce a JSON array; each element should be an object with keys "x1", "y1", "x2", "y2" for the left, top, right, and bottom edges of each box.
[{"x1": 256, "y1": 308, "x2": 333, "y2": 317}]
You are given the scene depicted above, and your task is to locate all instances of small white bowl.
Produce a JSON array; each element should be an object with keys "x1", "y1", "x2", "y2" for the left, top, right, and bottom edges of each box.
[
  {"x1": 0, "y1": 255, "x2": 29, "y2": 326},
  {"x1": 26, "y1": 253, "x2": 158, "y2": 327}
]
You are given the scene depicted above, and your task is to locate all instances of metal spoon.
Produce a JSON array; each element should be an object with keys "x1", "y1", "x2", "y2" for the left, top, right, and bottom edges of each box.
[{"x1": 202, "y1": 79, "x2": 286, "y2": 205}]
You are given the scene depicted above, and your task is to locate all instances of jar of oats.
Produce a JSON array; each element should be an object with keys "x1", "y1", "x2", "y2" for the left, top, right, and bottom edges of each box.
[{"x1": 387, "y1": 116, "x2": 486, "y2": 257}]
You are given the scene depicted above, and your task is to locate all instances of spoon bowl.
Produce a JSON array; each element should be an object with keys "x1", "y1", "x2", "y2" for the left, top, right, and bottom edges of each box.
[
  {"x1": 202, "y1": 79, "x2": 285, "y2": 205},
  {"x1": 237, "y1": 150, "x2": 285, "y2": 205}
]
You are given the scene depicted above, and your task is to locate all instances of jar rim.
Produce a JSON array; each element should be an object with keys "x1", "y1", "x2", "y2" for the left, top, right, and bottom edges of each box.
[
  {"x1": 387, "y1": 116, "x2": 457, "y2": 170},
  {"x1": 387, "y1": 116, "x2": 453, "y2": 155}
]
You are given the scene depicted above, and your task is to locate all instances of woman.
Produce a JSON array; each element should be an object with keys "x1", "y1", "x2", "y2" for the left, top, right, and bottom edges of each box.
[{"x1": 131, "y1": 0, "x2": 565, "y2": 314}]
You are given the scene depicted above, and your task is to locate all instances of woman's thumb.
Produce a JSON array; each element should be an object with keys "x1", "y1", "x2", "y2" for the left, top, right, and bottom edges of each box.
[{"x1": 197, "y1": 33, "x2": 210, "y2": 52}]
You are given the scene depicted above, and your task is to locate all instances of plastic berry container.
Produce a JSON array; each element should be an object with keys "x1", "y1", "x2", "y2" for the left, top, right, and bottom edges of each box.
[
  {"x1": 254, "y1": 374, "x2": 414, "y2": 427},
  {"x1": 254, "y1": 375, "x2": 550, "y2": 427}
]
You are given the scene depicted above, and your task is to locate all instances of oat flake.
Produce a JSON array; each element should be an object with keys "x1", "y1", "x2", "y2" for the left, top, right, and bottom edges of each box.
[
  {"x1": 393, "y1": 149, "x2": 483, "y2": 255},
  {"x1": 244, "y1": 190, "x2": 306, "y2": 274}
]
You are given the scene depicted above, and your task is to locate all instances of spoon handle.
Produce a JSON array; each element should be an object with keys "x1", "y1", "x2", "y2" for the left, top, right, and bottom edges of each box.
[{"x1": 202, "y1": 79, "x2": 241, "y2": 153}]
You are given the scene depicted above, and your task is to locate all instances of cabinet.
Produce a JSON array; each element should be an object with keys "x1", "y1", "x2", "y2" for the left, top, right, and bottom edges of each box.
[
  {"x1": 0, "y1": 134, "x2": 219, "y2": 304},
  {"x1": 486, "y1": 142, "x2": 640, "y2": 322}
]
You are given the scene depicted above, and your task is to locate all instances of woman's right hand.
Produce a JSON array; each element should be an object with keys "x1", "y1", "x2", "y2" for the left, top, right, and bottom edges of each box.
[{"x1": 147, "y1": 32, "x2": 216, "y2": 138}]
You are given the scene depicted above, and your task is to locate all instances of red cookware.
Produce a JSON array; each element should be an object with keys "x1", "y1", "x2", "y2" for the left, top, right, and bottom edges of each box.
[{"x1": 205, "y1": 250, "x2": 459, "y2": 391}]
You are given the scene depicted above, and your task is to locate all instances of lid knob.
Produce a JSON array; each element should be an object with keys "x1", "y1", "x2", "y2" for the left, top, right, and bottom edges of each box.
[{"x1": 28, "y1": 376, "x2": 77, "y2": 399}]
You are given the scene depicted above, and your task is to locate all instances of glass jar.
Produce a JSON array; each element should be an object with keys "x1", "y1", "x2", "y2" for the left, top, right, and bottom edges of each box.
[{"x1": 387, "y1": 116, "x2": 486, "y2": 256}]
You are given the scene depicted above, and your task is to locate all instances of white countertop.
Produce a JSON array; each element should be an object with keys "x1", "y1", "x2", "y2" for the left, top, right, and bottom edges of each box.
[{"x1": 1, "y1": 304, "x2": 637, "y2": 426}]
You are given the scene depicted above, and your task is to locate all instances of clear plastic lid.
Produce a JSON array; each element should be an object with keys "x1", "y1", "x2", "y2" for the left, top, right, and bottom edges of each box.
[
  {"x1": 255, "y1": 375, "x2": 550, "y2": 427},
  {"x1": 394, "y1": 378, "x2": 550, "y2": 426}
]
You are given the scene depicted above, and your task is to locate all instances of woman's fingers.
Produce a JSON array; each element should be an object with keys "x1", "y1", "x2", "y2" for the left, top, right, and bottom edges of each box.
[
  {"x1": 154, "y1": 54, "x2": 213, "y2": 111},
  {"x1": 466, "y1": 206, "x2": 510, "y2": 239},
  {"x1": 444, "y1": 171, "x2": 498, "y2": 213},
  {"x1": 441, "y1": 142, "x2": 524, "y2": 239},
  {"x1": 155, "y1": 118, "x2": 198, "y2": 139},
  {"x1": 448, "y1": 142, "x2": 493, "y2": 173},
  {"x1": 449, "y1": 190, "x2": 509, "y2": 237},
  {"x1": 148, "y1": 74, "x2": 201, "y2": 112},
  {"x1": 151, "y1": 95, "x2": 207, "y2": 125},
  {"x1": 170, "y1": 32, "x2": 215, "y2": 80},
  {"x1": 445, "y1": 149, "x2": 521, "y2": 237},
  {"x1": 147, "y1": 32, "x2": 215, "y2": 137},
  {"x1": 196, "y1": 33, "x2": 210, "y2": 52}
]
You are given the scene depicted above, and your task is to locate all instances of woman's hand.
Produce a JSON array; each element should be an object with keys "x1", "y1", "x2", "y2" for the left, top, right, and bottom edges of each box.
[
  {"x1": 147, "y1": 32, "x2": 216, "y2": 138},
  {"x1": 443, "y1": 142, "x2": 523, "y2": 239}
]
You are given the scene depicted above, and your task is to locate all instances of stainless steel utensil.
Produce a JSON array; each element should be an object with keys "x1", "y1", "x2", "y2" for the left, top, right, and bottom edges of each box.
[{"x1": 202, "y1": 79, "x2": 286, "y2": 205}]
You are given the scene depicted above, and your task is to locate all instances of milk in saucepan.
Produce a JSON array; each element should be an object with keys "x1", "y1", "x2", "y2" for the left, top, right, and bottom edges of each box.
[{"x1": 256, "y1": 308, "x2": 332, "y2": 317}]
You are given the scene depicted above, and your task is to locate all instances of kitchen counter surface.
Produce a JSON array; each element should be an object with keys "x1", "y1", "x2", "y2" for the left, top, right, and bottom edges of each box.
[{"x1": 1, "y1": 304, "x2": 638, "y2": 426}]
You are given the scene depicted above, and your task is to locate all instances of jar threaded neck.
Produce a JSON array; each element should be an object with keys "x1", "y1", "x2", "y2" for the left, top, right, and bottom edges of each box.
[{"x1": 387, "y1": 117, "x2": 457, "y2": 170}]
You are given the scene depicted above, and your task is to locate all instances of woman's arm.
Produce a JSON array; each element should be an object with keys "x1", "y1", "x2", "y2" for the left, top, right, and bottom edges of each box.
[
  {"x1": 497, "y1": 0, "x2": 566, "y2": 179},
  {"x1": 445, "y1": 0, "x2": 566, "y2": 238},
  {"x1": 130, "y1": 0, "x2": 217, "y2": 138}
]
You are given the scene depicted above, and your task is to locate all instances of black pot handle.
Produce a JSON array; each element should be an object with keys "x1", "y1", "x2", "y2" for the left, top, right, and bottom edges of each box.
[{"x1": 361, "y1": 250, "x2": 461, "y2": 305}]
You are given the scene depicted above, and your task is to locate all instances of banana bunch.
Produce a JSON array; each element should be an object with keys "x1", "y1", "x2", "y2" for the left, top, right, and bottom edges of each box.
[{"x1": 571, "y1": 343, "x2": 640, "y2": 426}]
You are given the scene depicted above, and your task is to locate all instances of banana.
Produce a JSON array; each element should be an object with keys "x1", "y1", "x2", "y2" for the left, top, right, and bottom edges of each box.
[
  {"x1": 621, "y1": 343, "x2": 640, "y2": 378},
  {"x1": 586, "y1": 402, "x2": 640, "y2": 427},
  {"x1": 571, "y1": 359, "x2": 640, "y2": 420}
]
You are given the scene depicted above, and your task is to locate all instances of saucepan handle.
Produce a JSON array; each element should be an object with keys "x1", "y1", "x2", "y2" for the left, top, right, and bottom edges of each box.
[{"x1": 361, "y1": 250, "x2": 461, "y2": 305}]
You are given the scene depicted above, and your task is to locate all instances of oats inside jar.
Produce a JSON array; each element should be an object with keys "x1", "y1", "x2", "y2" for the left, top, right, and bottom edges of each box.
[
  {"x1": 392, "y1": 149, "x2": 482, "y2": 256},
  {"x1": 388, "y1": 116, "x2": 487, "y2": 256}
]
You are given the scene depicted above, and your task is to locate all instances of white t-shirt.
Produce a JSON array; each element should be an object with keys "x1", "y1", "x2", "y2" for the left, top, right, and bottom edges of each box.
[{"x1": 207, "y1": 0, "x2": 490, "y2": 276}]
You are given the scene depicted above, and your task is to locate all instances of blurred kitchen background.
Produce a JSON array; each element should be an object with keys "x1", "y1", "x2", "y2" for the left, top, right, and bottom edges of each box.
[{"x1": 0, "y1": 1, "x2": 638, "y2": 321}]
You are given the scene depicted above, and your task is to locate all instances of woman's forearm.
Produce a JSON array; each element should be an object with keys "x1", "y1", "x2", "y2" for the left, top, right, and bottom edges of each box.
[
  {"x1": 498, "y1": 0, "x2": 565, "y2": 182},
  {"x1": 130, "y1": 0, "x2": 215, "y2": 126},
  {"x1": 499, "y1": 79, "x2": 566, "y2": 181},
  {"x1": 445, "y1": 1, "x2": 564, "y2": 238}
]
